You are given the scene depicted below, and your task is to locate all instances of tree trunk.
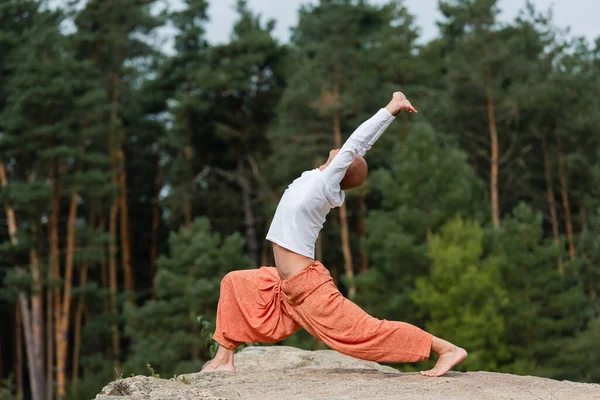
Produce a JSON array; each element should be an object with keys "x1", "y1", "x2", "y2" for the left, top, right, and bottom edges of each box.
[
  {"x1": 55, "y1": 188, "x2": 78, "y2": 399},
  {"x1": 332, "y1": 80, "x2": 356, "y2": 298},
  {"x1": 183, "y1": 145, "x2": 193, "y2": 229},
  {"x1": 29, "y1": 247, "x2": 45, "y2": 395},
  {"x1": 338, "y1": 204, "x2": 355, "y2": 297},
  {"x1": 555, "y1": 136, "x2": 575, "y2": 260},
  {"x1": 237, "y1": 151, "x2": 259, "y2": 267},
  {"x1": 46, "y1": 287, "x2": 53, "y2": 400},
  {"x1": 356, "y1": 194, "x2": 369, "y2": 273},
  {"x1": 118, "y1": 147, "x2": 134, "y2": 296},
  {"x1": 48, "y1": 161, "x2": 62, "y2": 400},
  {"x1": 109, "y1": 73, "x2": 122, "y2": 371},
  {"x1": 49, "y1": 162, "x2": 64, "y2": 399},
  {"x1": 150, "y1": 152, "x2": 163, "y2": 299},
  {"x1": 1, "y1": 159, "x2": 45, "y2": 400},
  {"x1": 108, "y1": 199, "x2": 121, "y2": 371},
  {"x1": 541, "y1": 136, "x2": 563, "y2": 275},
  {"x1": 27, "y1": 173, "x2": 44, "y2": 379},
  {"x1": 486, "y1": 81, "x2": 500, "y2": 228},
  {"x1": 108, "y1": 71, "x2": 133, "y2": 299},
  {"x1": 73, "y1": 210, "x2": 94, "y2": 383},
  {"x1": 16, "y1": 306, "x2": 23, "y2": 400},
  {"x1": 20, "y1": 294, "x2": 43, "y2": 400},
  {"x1": 72, "y1": 262, "x2": 88, "y2": 384}
]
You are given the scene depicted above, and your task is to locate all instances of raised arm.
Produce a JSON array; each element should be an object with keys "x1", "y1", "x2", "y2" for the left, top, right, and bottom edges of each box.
[{"x1": 321, "y1": 92, "x2": 417, "y2": 187}]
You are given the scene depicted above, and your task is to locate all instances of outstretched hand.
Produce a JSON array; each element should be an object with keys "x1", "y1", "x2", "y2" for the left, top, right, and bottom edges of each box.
[{"x1": 385, "y1": 91, "x2": 417, "y2": 116}]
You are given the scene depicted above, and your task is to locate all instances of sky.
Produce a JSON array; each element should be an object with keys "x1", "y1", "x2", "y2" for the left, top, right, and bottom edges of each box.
[
  {"x1": 49, "y1": 0, "x2": 599, "y2": 51},
  {"x1": 195, "y1": 0, "x2": 599, "y2": 45}
]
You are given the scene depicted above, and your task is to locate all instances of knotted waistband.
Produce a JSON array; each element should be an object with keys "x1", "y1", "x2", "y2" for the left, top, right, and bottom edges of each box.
[{"x1": 257, "y1": 261, "x2": 333, "y2": 305}]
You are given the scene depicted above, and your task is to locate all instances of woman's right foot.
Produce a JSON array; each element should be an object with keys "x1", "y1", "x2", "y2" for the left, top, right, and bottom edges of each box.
[
  {"x1": 200, "y1": 345, "x2": 236, "y2": 372},
  {"x1": 420, "y1": 345, "x2": 468, "y2": 377}
]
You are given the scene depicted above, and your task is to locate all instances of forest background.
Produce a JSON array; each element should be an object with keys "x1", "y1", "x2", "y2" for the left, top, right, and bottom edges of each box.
[{"x1": 1, "y1": 0, "x2": 599, "y2": 399}]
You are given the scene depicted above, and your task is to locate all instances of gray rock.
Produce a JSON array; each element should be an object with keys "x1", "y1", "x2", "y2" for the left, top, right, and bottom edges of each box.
[{"x1": 95, "y1": 346, "x2": 600, "y2": 400}]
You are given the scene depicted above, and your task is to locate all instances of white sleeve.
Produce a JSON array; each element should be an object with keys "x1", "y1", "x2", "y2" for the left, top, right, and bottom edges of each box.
[{"x1": 321, "y1": 108, "x2": 395, "y2": 187}]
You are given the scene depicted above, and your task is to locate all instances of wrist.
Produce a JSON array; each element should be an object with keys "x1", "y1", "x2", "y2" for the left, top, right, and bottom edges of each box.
[{"x1": 385, "y1": 103, "x2": 401, "y2": 116}]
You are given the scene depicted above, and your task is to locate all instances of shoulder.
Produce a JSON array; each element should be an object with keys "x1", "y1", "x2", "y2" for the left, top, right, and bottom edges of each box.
[{"x1": 316, "y1": 170, "x2": 344, "y2": 207}]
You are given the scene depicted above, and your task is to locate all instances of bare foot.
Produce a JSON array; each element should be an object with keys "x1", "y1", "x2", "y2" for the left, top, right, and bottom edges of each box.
[
  {"x1": 200, "y1": 359, "x2": 236, "y2": 372},
  {"x1": 420, "y1": 345, "x2": 468, "y2": 377},
  {"x1": 201, "y1": 345, "x2": 237, "y2": 372}
]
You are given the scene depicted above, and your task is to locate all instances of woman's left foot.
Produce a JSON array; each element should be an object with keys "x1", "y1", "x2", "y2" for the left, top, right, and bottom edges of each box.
[{"x1": 420, "y1": 346, "x2": 468, "y2": 377}]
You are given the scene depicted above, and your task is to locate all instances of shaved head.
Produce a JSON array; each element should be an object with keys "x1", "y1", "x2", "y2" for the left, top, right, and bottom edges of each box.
[{"x1": 340, "y1": 156, "x2": 368, "y2": 190}]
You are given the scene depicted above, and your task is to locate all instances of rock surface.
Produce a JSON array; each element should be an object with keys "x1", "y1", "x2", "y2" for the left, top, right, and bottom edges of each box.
[{"x1": 96, "y1": 346, "x2": 600, "y2": 400}]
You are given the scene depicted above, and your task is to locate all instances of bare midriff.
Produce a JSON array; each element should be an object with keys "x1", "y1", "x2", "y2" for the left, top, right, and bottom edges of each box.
[{"x1": 272, "y1": 243, "x2": 315, "y2": 280}]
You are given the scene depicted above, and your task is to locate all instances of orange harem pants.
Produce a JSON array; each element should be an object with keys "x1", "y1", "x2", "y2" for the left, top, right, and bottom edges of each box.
[{"x1": 213, "y1": 261, "x2": 432, "y2": 363}]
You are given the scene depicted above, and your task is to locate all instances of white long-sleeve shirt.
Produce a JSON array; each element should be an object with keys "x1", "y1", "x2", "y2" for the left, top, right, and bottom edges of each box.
[{"x1": 266, "y1": 108, "x2": 396, "y2": 259}]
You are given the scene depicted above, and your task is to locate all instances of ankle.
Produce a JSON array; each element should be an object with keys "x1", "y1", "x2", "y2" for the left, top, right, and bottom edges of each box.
[
  {"x1": 212, "y1": 347, "x2": 235, "y2": 363},
  {"x1": 212, "y1": 354, "x2": 232, "y2": 363},
  {"x1": 431, "y1": 336, "x2": 454, "y2": 356}
]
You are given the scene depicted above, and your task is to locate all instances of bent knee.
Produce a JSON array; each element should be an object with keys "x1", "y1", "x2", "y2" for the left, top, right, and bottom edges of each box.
[
  {"x1": 220, "y1": 270, "x2": 253, "y2": 288},
  {"x1": 220, "y1": 271, "x2": 236, "y2": 290}
]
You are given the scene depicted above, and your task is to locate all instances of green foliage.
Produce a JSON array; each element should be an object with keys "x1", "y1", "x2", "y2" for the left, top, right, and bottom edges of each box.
[
  {"x1": 124, "y1": 217, "x2": 252, "y2": 376},
  {"x1": 357, "y1": 124, "x2": 484, "y2": 323},
  {"x1": 269, "y1": 0, "x2": 420, "y2": 185},
  {"x1": 198, "y1": 316, "x2": 219, "y2": 358},
  {"x1": 413, "y1": 218, "x2": 509, "y2": 371},
  {"x1": 0, "y1": 376, "x2": 15, "y2": 400},
  {"x1": 490, "y1": 204, "x2": 591, "y2": 379},
  {"x1": 1, "y1": 0, "x2": 600, "y2": 394},
  {"x1": 577, "y1": 207, "x2": 600, "y2": 314},
  {"x1": 146, "y1": 363, "x2": 160, "y2": 379},
  {"x1": 557, "y1": 318, "x2": 600, "y2": 382}
]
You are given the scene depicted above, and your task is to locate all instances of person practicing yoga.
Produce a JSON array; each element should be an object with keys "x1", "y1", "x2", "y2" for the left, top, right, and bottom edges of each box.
[{"x1": 202, "y1": 92, "x2": 468, "y2": 377}]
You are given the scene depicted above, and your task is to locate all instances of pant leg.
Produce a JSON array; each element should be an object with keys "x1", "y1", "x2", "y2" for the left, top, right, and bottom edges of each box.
[
  {"x1": 213, "y1": 267, "x2": 301, "y2": 350},
  {"x1": 284, "y1": 265, "x2": 432, "y2": 363}
]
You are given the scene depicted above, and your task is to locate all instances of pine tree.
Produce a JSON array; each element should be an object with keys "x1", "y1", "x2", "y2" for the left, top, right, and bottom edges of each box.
[
  {"x1": 0, "y1": 6, "x2": 110, "y2": 398},
  {"x1": 270, "y1": 0, "x2": 420, "y2": 296},
  {"x1": 191, "y1": 0, "x2": 287, "y2": 267},
  {"x1": 73, "y1": 0, "x2": 163, "y2": 303},
  {"x1": 124, "y1": 218, "x2": 251, "y2": 375},
  {"x1": 158, "y1": 0, "x2": 210, "y2": 232},
  {"x1": 557, "y1": 318, "x2": 600, "y2": 382},
  {"x1": 412, "y1": 218, "x2": 509, "y2": 371},
  {"x1": 0, "y1": 2, "x2": 44, "y2": 397},
  {"x1": 71, "y1": 2, "x2": 163, "y2": 381},
  {"x1": 490, "y1": 203, "x2": 590, "y2": 379},
  {"x1": 357, "y1": 123, "x2": 484, "y2": 326},
  {"x1": 432, "y1": 0, "x2": 546, "y2": 228}
]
